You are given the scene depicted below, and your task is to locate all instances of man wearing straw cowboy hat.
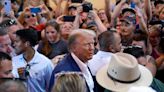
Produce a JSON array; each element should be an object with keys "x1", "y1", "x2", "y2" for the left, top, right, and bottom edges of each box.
[
  {"x1": 96, "y1": 52, "x2": 164, "y2": 92},
  {"x1": 88, "y1": 29, "x2": 122, "y2": 92}
]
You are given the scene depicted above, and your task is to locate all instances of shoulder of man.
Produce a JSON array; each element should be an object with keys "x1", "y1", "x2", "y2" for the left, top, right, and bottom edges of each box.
[{"x1": 150, "y1": 78, "x2": 164, "y2": 92}]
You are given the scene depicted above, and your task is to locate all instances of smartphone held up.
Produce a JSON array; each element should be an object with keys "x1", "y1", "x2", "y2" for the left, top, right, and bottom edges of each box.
[
  {"x1": 3, "y1": 0, "x2": 11, "y2": 16},
  {"x1": 71, "y1": 0, "x2": 83, "y2": 3},
  {"x1": 30, "y1": 7, "x2": 42, "y2": 14},
  {"x1": 63, "y1": 16, "x2": 75, "y2": 22}
]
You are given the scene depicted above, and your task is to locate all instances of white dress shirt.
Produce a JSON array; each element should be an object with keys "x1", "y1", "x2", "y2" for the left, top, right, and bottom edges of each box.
[
  {"x1": 71, "y1": 53, "x2": 94, "y2": 92},
  {"x1": 88, "y1": 51, "x2": 113, "y2": 76},
  {"x1": 12, "y1": 50, "x2": 54, "y2": 92}
]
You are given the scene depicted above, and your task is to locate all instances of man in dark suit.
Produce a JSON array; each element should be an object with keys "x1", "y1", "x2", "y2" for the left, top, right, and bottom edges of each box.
[{"x1": 49, "y1": 29, "x2": 95, "y2": 92}]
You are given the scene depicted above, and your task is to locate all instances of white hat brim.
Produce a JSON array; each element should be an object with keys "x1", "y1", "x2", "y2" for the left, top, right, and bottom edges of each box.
[{"x1": 96, "y1": 64, "x2": 153, "y2": 92}]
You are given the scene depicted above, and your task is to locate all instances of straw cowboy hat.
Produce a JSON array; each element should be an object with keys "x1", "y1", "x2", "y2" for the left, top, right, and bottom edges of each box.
[{"x1": 96, "y1": 53, "x2": 153, "y2": 92}]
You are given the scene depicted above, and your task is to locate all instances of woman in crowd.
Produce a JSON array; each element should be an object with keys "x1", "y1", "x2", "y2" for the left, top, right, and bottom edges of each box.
[
  {"x1": 37, "y1": 19, "x2": 68, "y2": 59},
  {"x1": 97, "y1": 9, "x2": 110, "y2": 28},
  {"x1": 131, "y1": 30, "x2": 157, "y2": 76},
  {"x1": 149, "y1": 23, "x2": 161, "y2": 59},
  {"x1": 17, "y1": 7, "x2": 39, "y2": 29},
  {"x1": 52, "y1": 72, "x2": 86, "y2": 92},
  {"x1": 60, "y1": 22, "x2": 74, "y2": 42}
]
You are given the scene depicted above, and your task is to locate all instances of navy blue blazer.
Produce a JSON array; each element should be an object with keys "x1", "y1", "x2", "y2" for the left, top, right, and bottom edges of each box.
[{"x1": 48, "y1": 53, "x2": 90, "y2": 92}]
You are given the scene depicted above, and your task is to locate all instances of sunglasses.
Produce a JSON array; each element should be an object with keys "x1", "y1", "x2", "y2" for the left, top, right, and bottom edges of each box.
[{"x1": 24, "y1": 13, "x2": 36, "y2": 19}]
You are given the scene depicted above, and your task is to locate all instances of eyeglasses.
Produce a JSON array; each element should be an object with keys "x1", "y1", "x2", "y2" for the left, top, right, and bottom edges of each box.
[
  {"x1": 24, "y1": 13, "x2": 36, "y2": 19},
  {"x1": 98, "y1": 12, "x2": 105, "y2": 15}
]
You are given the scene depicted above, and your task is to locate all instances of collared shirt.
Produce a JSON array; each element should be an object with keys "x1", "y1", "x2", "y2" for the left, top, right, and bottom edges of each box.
[
  {"x1": 12, "y1": 50, "x2": 54, "y2": 92},
  {"x1": 88, "y1": 51, "x2": 113, "y2": 76},
  {"x1": 71, "y1": 53, "x2": 94, "y2": 92}
]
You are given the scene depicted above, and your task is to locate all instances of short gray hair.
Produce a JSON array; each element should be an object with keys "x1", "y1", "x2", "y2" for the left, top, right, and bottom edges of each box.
[
  {"x1": 0, "y1": 28, "x2": 8, "y2": 36},
  {"x1": 68, "y1": 29, "x2": 95, "y2": 51},
  {"x1": 0, "y1": 80, "x2": 27, "y2": 92}
]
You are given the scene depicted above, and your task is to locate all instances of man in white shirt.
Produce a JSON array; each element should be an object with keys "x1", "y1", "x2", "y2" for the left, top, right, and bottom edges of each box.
[
  {"x1": 12, "y1": 29, "x2": 54, "y2": 92},
  {"x1": 88, "y1": 29, "x2": 122, "y2": 76},
  {"x1": 88, "y1": 30, "x2": 122, "y2": 92}
]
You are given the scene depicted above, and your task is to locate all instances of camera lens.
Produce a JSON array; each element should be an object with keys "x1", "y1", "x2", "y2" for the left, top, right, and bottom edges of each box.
[{"x1": 4, "y1": 2, "x2": 7, "y2": 5}]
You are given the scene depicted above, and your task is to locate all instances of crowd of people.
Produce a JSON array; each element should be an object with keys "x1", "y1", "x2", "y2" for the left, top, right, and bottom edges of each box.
[{"x1": 0, "y1": 0, "x2": 164, "y2": 92}]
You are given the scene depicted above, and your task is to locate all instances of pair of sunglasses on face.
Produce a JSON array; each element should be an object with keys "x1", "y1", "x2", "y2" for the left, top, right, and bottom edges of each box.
[{"x1": 24, "y1": 13, "x2": 36, "y2": 19}]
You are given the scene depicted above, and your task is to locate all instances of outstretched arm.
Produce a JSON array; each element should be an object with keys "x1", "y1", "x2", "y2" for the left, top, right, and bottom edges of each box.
[
  {"x1": 144, "y1": 0, "x2": 152, "y2": 21},
  {"x1": 90, "y1": 10, "x2": 107, "y2": 35},
  {"x1": 105, "y1": 0, "x2": 111, "y2": 24},
  {"x1": 111, "y1": 0, "x2": 127, "y2": 27},
  {"x1": 54, "y1": 0, "x2": 64, "y2": 18},
  {"x1": 73, "y1": 6, "x2": 82, "y2": 29},
  {"x1": 136, "y1": 6, "x2": 148, "y2": 34}
]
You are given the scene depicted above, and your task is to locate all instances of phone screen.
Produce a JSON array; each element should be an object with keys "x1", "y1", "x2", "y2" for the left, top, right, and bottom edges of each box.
[
  {"x1": 63, "y1": 16, "x2": 75, "y2": 22},
  {"x1": 71, "y1": 0, "x2": 82, "y2": 3},
  {"x1": 30, "y1": 7, "x2": 41, "y2": 13},
  {"x1": 4, "y1": 0, "x2": 11, "y2": 15},
  {"x1": 130, "y1": 2, "x2": 136, "y2": 9}
]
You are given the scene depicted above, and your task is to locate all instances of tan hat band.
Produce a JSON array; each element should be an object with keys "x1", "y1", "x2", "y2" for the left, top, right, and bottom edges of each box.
[{"x1": 107, "y1": 72, "x2": 141, "y2": 83}]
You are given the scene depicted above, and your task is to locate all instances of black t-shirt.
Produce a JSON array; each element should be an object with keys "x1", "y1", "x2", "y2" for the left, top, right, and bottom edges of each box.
[{"x1": 37, "y1": 40, "x2": 68, "y2": 59}]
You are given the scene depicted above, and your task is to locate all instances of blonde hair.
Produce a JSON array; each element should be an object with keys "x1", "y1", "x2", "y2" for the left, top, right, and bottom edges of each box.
[
  {"x1": 23, "y1": 0, "x2": 44, "y2": 8},
  {"x1": 149, "y1": 23, "x2": 162, "y2": 33},
  {"x1": 17, "y1": 7, "x2": 39, "y2": 27},
  {"x1": 52, "y1": 72, "x2": 87, "y2": 92}
]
